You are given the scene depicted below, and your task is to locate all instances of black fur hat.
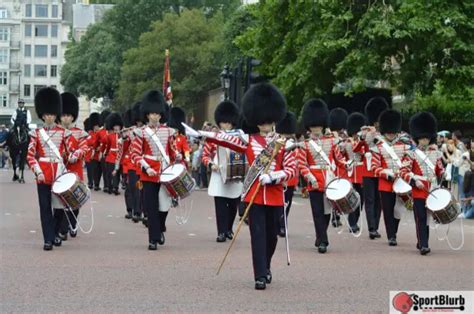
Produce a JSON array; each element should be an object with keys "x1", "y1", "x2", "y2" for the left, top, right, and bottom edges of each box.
[
  {"x1": 409, "y1": 112, "x2": 437, "y2": 143},
  {"x1": 89, "y1": 112, "x2": 100, "y2": 127},
  {"x1": 276, "y1": 112, "x2": 297, "y2": 134},
  {"x1": 100, "y1": 110, "x2": 111, "y2": 127},
  {"x1": 215, "y1": 100, "x2": 240, "y2": 127},
  {"x1": 242, "y1": 82, "x2": 286, "y2": 127},
  {"x1": 60, "y1": 92, "x2": 79, "y2": 122},
  {"x1": 239, "y1": 117, "x2": 259, "y2": 134},
  {"x1": 302, "y1": 98, "x2": 329, "y2": 129},
  {"x1": 160, "y1": 103, "x2": 170, "y2": 124},
  {"x1": 141, "y1": 90, "x2": 166, "y2": 121},
  {"x1": 168, "y1": 107, "x2": 186, "y2": 134},
  {"x1": 347, "y1": 112, "x2": 367, "y2": 136},
  {"x1": 365, "y1": 97, "x2": 388, "y2": 126},
  {"x1": 35, "y1": 87, "x2": 62, "y2": 120},
  {"x1": 379, "y1": 109, "x2": 402, "y2": 134},
  {"x1": 122, "y1": 109, "x2": 132, "y2": 128},
  {"x1": 329, "y1": 107, "x2": 348, "y2": 131},
  {"x1": 83, "y1": 118, "x2": 91, "y2": 132},
  {"x1": 132, "y1": 102, "x2": 142, "y2": 124},
  {"x1": 105, "y1": 112, "x2": 124, "y2": 130}
]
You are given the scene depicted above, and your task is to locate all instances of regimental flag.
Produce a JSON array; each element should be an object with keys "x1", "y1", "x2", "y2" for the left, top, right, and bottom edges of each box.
[{"x1": 163, "y1": 49, "x2": 173, "y2": 106}]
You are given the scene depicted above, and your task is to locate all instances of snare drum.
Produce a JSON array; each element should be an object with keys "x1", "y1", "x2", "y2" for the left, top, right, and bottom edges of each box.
[
  {"x1": 218, "y1": 147, "x2": 248, "y2": 184},
  {"x1": 52, "y1": 172, "x2": 90, "y2": 211},
  {"x1": 393, "y1": 178, "x2": 413, "y2": 210},
  {"x1": 426, "y1": 188, "x2": 460, "y2": 224},
  {"x1": 161, "y1": 164, "x2": 196, "y2": 200},
  {"x1": 325, "y1": 178, "x2": 360, "y2": 214}
]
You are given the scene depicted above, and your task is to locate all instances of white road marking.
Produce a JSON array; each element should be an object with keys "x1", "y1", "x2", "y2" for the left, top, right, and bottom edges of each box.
[
  {"x1": 207, "y1": 217, "x2": 213, "y2": 220},
  {"x1": 5, "y1": 213, "x2": 11, "y2": 216},
  {"x1": 188, "y1": 233, "x2": 196, "y2": 237},
  {"x1": 107, "y1": 215, "x2": 113, "y2": 217},
  {"x1": 108, "y1": 232, "x2": 116, "y2": 235},
  {"x1": 29, "y1": 230, "x2": 36, "y2": 233}
]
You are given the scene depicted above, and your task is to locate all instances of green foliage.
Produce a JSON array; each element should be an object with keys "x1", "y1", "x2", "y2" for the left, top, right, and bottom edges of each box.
[
  {"x1": 222, "y1": 5, "x2": 255, "y2": 67},
  {"x1": 117, "y1": 9, "x2": 225, "y2": 112}
]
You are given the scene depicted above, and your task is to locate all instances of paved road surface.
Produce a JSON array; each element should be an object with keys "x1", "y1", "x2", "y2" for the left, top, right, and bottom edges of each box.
[{"x1": 1, "y1": 169, "x2": 472, "y2": 312}]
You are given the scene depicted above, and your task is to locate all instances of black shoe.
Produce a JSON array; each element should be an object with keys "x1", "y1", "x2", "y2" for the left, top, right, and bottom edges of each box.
[
  {"x1": 69, "y1": 229, "x2": 77, "y2": 238},
  {"x1": 58, "y1": 232, "x2": 68, "y2": 241},
  {"x1": 216, "y1": 233, "x2": 226, "y2": 242},
  {"x1": 94, "y1": 186, "x2": 100, "y2": 191},
  {"x1": 225, "y1": 231, "x2": 234, "y2": 240},
  {"x1": 318, "y1": 243, "x2": 328, "y2": 254},
  {"x1": 148, "y1": 242, "x2": 157, "y2": 250},
  {"x1": 349, "y1": 226, "x2": 360, "y2": 233},
  {"x1": 388, "y1": 238, "x2": 397, "y2": 246},
  {"x1": 88, "y1": 184, "x2": 93, "y2": 189},
  {"x1": 255, "y1": 277, "x2": 267, "y2": 290},
  {"x1": 125, "y1": 212, "x2": 132, "y2": 219},
  {"x1": 113, "y1": 190, "x2": 120, "y2": 195},
  {"x1": 416, "y1": 243, "x2": 421, "y2": 250},
  {"x1": 162, "y1": 225, "x2": 167, "y2": 233},
  {"x1": 278, "y1": 227, "x2": 286, "y2": 237},
  {"x1": 142, "y1": 217, "x2": 148, "y2": 227},
  {"x1": 158, "y1": 232, "x2": 165, "y2": 245},
  {"x1": 369, "y1": 231, "x2": 377, "y2": 239},
  {"x1": 43, "y1": 242, "x2": 53, "y2": 251},
  {"x1": 53, "y1": 237, "x2": 62, "y2": 247},
  {"x1": 132, "y1": 214, "x2": 140, "y2": 223},
  {"x1": 314, "y1": 239, "x2": 320, "y2": 248},
  {"x1": 266, "y1": 270, "x2": 272, "y2": 284},
  {"x1": 420, "y1": 247, "x2": 431, "y2": 255},
  {"x1": 12, "y1": 174, "x2": 18, "y2": 181}
]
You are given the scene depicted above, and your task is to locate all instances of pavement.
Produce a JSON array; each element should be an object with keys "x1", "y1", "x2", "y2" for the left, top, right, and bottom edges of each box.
[{"x1": 0, "y1": 168, "x2": 473, "y2": 313}]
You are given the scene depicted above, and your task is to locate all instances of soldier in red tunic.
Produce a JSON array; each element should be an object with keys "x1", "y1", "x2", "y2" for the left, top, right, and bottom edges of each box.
[
  {"x1": 104, "y1": 113, "x2": 124, "y2": 195},
  {"x1": 26, "y1": 87, "x2": 76, "y2": 250},
  {"x1": 83, "y1": 118, "x2": 94, "y2": 189},
  {"x1": 89, "y1": 112, "x2": 102, "y2": 191}
]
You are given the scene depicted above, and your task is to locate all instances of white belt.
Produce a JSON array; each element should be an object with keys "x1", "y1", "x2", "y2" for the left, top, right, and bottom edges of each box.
[
  {"x1": 144, "y1": 154, "x2": 161, "y2": 161},
  {"x1": 310, "y1": 165, "x2": 329, "y2": 170},
  {"x1": 109, "y1": 148, "x2": 119, "y2": 152},
  {"x1": 39, "y1": 157, "x2": 61, "y2": 163}
]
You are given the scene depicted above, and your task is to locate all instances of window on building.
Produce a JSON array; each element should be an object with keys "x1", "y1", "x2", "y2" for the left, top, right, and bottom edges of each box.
[
  {"x1": 0, "y1": 72, "x2": 7, "y2": 85},
  {"x1": 34, "y1": 85, "x2": 46, "y2": 95},
  {"x1": 0, "y1": 8, "x2": 8, "y2": 19},
  {"x1": 35, "y1": 25, "x2": 48, "y2": 37},
  {"x1": 25, "y1": 24, "x2": 32, "y2": 37},
  {"x1": 35, "y1": 5, "x2": 48, "y2": 18},
  {"x1": 24, "y1": 85, "x2": 31, "y2": 97},
  {"x1": 0, "y1": 48, "x2": 7, "y2": 63},
  {"x1": 50, "y1": 65, "x2": 57, "y2": 78},
  {"x1": 0, "y1": 94, "x2": 7, "y2": 107},
  {"x1": 25, "y1": 4, "x2": 32, "y2": 17},
  {"x1": 51, "y1": 45, "x2": 58, "y2": 57},
  {"x1": 24, "y1": 64, "x2": 31, "y2": 77},
  {"x1": 52, "y1": 5, "x2": 58, "y2": 18},
  {"x1": 34, "y1": 65, "x2": 47, "y2": 77},
  {"x1": 51, "y1": 25, "x2": 58, "y2": 38},
  {"x1": 0, "y1": 27, "x2": 9, "y2": 41},
  {"x1": 24, "y1": 44, "x2": 31, "y2": 57},
  {"x1": 34, "y1": 45, "x2": 48, "y2": 57}
]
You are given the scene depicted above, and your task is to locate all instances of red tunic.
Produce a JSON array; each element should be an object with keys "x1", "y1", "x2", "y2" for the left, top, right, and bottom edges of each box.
[
  {"x1": 105, "y1": 132, "x2": 120, "y2": 165},
  {"x1": 84, "y1": 131, "x2": 94, "y2": 163},
  {"x1": 65, "y1": 126, "x2": 88, "y2": 180}
]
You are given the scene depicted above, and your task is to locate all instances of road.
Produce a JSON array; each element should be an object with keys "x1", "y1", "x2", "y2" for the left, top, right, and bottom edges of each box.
[{"x1": 1, "y1": 169, "x2": 473, "y2": 312}]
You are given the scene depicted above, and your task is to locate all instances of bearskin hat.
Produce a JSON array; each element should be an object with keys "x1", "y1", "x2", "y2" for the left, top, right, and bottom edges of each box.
[
  {"x1": 242, "y1": 83, "x2": 286, "y2": 127},
  {"x1": 132, "y1": 102, "x2": 142, "y2": 124},
  {"x1": 122, "y1": 109, "x2": 132, "y2": 128},
  {"x1": 329, "y1": 107, "x2": 348, "y2": 131},
  {"x1": 99, "y1": 110, "x2": 111, "y2": 127},
  {"x1": 365, "y1": 97, "x2": 389, "y2": 126},
  {"x1": 276, "y1": 112, "x2": 297, "y2": 135},
  {"x1": 89, "y1": 112, "x2": 100, "y2": 127},
  {"x1": 35, "y1": 87, "x2": 62, "y2": 120},
  {"x1": 83, "y1": 118, "x2": 91, "y2": 132},
  {"x1": 302, "y1": 98, "x2": 329, "y2": 130},
  {"x1": 347, "y1": 112, "x2": 367, "y2": 136},
  {"x1": 141, "y1": 90, "x2": 166, "y2": 121},
  {"x1": 215, "y1": 100, "x2": 240, "y2": 127},
  {"x1": 239, "y1": 117, "x2": 259, "y2": 134},
  {"x1": 105, "y1": 112, "x2": 124, "y2": 130},
  {"x1": 160, "y1": 103, "x2": 170, "y2": 124},
  {"x1": 168, "y1": 107, "x2": 186, "y2": 134},
  {"x1": 379, "y1": 109, "x2": 402, "y2": 134},
  {"x1": 60, "y1": 92, "x2": 79, "y2": 122},
  {"x1": 409, "y1": 112, "x2": 438, "y2": 143}
]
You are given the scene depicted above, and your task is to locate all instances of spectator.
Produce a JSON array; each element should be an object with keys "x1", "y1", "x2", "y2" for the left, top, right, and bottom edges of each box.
[
  {"x1": 452, "y1": 130, "x2": 466, "y2": 152},
  {"x1": 441, "y1": 139, "x2": 462, "y2": 199},
  {"x1": 460, "y1": 139, "x2": 474, "y2": 219},
  {"x1": 0, "y1": 124, "x2": 9, "y2": 168}
]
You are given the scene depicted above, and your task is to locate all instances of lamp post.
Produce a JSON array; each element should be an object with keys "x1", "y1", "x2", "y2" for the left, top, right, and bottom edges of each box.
[{"x1": 220, "y1": 64, "x2": 231, "y2": 100}]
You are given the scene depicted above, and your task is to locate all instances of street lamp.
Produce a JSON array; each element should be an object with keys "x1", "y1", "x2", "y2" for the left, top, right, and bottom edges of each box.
[{"x1": 220, "y1": 64, "x2": 231, "y2": 100}]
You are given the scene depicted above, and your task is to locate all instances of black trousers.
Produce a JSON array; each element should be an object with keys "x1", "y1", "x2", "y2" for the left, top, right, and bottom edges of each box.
[
  {"x1": 363, "y1": 177, "x2": 382, "y2": 232},
  {"x1": 105, "y1": 162, "x2": 120, "y2": 192},
  {"x1": 278, "y1": 186, "x2": 295, "y2": 229},
  {"x1": 214, "y1": 196, "x2": 240, "y2": 235},
  {"x1": 199, "y1": 163, "x2": 208, "y2": 188},
  {"x1": 91, "y1": 160, "x2": 102, "y2": 188},
  {"x1": 101, "y1": 159, "x2": 109, "y2": 190},
  {"x1": 413, "y1": 198, "x2": 430, "y2": 248},
  {"x1": 37, "y1": 184, "x2": 62, "y2": 243},
  {"x1": 128, "y1": 170, "x2": 141, "y2": 215},
  {"x1": 309, "y1": 191, "x2": 331, "y2": 246},
  {"x1": 380, "y1": 191, "x2": 400, "y2": 240},
  {"x1": 348, "y1": 183, "x2": 364, "y2": 228},
  {"x1": 85, "y1": 162, "x2": 93, "y2": 187},
  {"x1": 248, "y1": 204, "x2": 279, "y2": 280},
  {"x1": 142, "y1": 181, "x2": 162, "y2": 243},
  {"x1": 123, "y1": 173, "x2": 133, "y2": 213}
]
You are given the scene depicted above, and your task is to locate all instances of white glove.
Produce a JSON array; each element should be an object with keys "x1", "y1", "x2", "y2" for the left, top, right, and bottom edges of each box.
[
  {"x1": 306, "y1": 174, "x2": 319, "y2": 189},
  {"x1": 146, "y1": 168, "x2": 158, "y2": 177},
  {"x1": 69, "y1": 155, "x2": 78, "y2": 164},
  {"x1": 259, "y1": 174, "x2": 273, "y2": 185},
  {"x1": 381, "y1": 169, "x2": 395, "y2": 180},
  {"x1": 415, "y1": 180, "x2": 425, "y2": 189},
  {"x1": 175, "y1": 153, "x2": 183, "y2": 162}
]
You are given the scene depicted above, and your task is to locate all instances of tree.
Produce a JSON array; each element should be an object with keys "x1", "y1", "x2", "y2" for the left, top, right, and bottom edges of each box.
[
  {"x1": 222, "y1": 5, "x2": 255, "y2": 67},
  {"x1": 236, "y1": 1, "x2": 473, "y2": 118},
  {"x1": 116, "y1": 9, "x2": 225, "y2": 112}
]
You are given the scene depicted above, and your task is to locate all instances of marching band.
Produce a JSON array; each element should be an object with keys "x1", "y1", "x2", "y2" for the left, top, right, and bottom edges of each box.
[{"x1": 25, "y1": 84, "x2": 464, "y2": 290}]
